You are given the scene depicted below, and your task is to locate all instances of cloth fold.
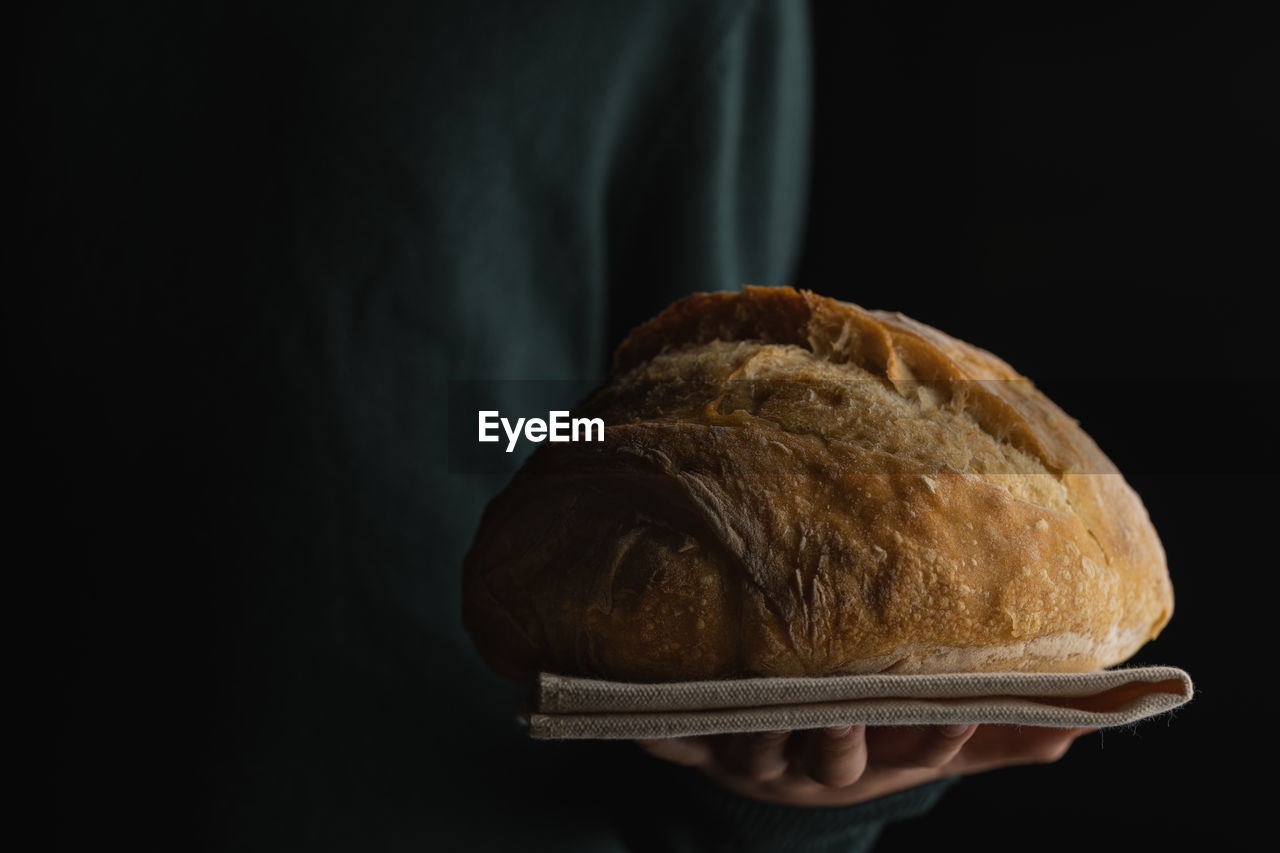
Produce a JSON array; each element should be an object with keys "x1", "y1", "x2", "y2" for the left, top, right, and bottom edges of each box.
[{"x1": 528, "y1": 665, "x2": 1192, "y2": 739}]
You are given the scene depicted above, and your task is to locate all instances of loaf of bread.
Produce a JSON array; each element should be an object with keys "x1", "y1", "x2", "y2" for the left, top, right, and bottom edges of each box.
[{"x1": 462, "y1": 287, "x2": 1173, "y2": 683}]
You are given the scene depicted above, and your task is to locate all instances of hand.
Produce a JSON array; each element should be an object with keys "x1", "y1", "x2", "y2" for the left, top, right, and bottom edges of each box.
[{"x1": 636, "y1": 724, "x2": 1093, "y2": 807}]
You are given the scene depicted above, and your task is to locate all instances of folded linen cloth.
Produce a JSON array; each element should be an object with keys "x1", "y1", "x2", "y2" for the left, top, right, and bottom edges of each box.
[{"x1": 527, "y1": 665, "x2": 1193, "y2": 740}]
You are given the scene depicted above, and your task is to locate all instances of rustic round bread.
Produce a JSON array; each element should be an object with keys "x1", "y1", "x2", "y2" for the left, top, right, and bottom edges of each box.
[{"x1": 462, "y1": 287, "x2": 1173, "y2": 683}]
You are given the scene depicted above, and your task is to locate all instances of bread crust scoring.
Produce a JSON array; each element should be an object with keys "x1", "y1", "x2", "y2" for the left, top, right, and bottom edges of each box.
[{"x1": 462, "y1": 287, "x2": 1173, "y2": 682}]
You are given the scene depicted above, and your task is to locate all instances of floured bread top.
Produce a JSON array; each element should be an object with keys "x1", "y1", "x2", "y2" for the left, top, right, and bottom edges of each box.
[{"x1": 462, "y1": 287, "x2": 1174, "y2": 682}]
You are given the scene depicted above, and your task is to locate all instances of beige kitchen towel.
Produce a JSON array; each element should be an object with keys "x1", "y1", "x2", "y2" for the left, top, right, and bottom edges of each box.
[{"x1": 527, "y1": 665, "x2": 1192, "y2": 740}]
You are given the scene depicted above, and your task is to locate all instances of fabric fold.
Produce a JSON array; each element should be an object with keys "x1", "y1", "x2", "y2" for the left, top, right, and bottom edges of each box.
[{"x1": 527, "y1": 665, "x2": 1192, "y2": 739}]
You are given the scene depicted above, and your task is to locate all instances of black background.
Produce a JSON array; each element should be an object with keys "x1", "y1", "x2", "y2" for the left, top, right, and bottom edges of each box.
[
  {"x1": 25, "y1": 1, "x2": 1275, "y2": 849},
  {"x1": 788, "y1": 2, "x2": 1274, "y2": 848}
]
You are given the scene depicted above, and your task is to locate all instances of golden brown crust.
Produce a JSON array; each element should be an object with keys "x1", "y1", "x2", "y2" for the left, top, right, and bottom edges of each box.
[{"x1": 463, "y1": 287, "x2": 1173, "y2": 682}]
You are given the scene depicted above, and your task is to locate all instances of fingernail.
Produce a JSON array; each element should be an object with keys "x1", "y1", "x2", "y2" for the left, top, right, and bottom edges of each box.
[
  {"x1": 824, "y1": 725, "x2": 854, "y2": 738},
  {"x1": 939, "y1": 724, "x2": 971, "y2": 737}
]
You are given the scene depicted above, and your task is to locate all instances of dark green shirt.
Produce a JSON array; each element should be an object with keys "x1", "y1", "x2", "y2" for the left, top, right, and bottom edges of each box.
[{"x1": 30, "y1": 1, "x2": 953, "y2": 849}]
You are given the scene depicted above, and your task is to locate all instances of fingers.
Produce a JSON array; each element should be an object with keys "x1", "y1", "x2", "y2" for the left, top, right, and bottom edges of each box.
[
  {"x1": 718, "y1": 730, "x2": 793, "y2": 782},
  {"x1": 799, "y1": 725, "x2": 869, "y2": 788},
  {"x1": 638, "y1": 723, "x2": 1093, "y2": 798},
  {"x1": 866, "y1": 724, "x2": 979, "y2": 769},
  {"x1": 951, "y1": 726, "x2": 1095, "y2": 774},
  {"x1": 635, "y1": 736, "x2": 714, "y2": 768}
]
